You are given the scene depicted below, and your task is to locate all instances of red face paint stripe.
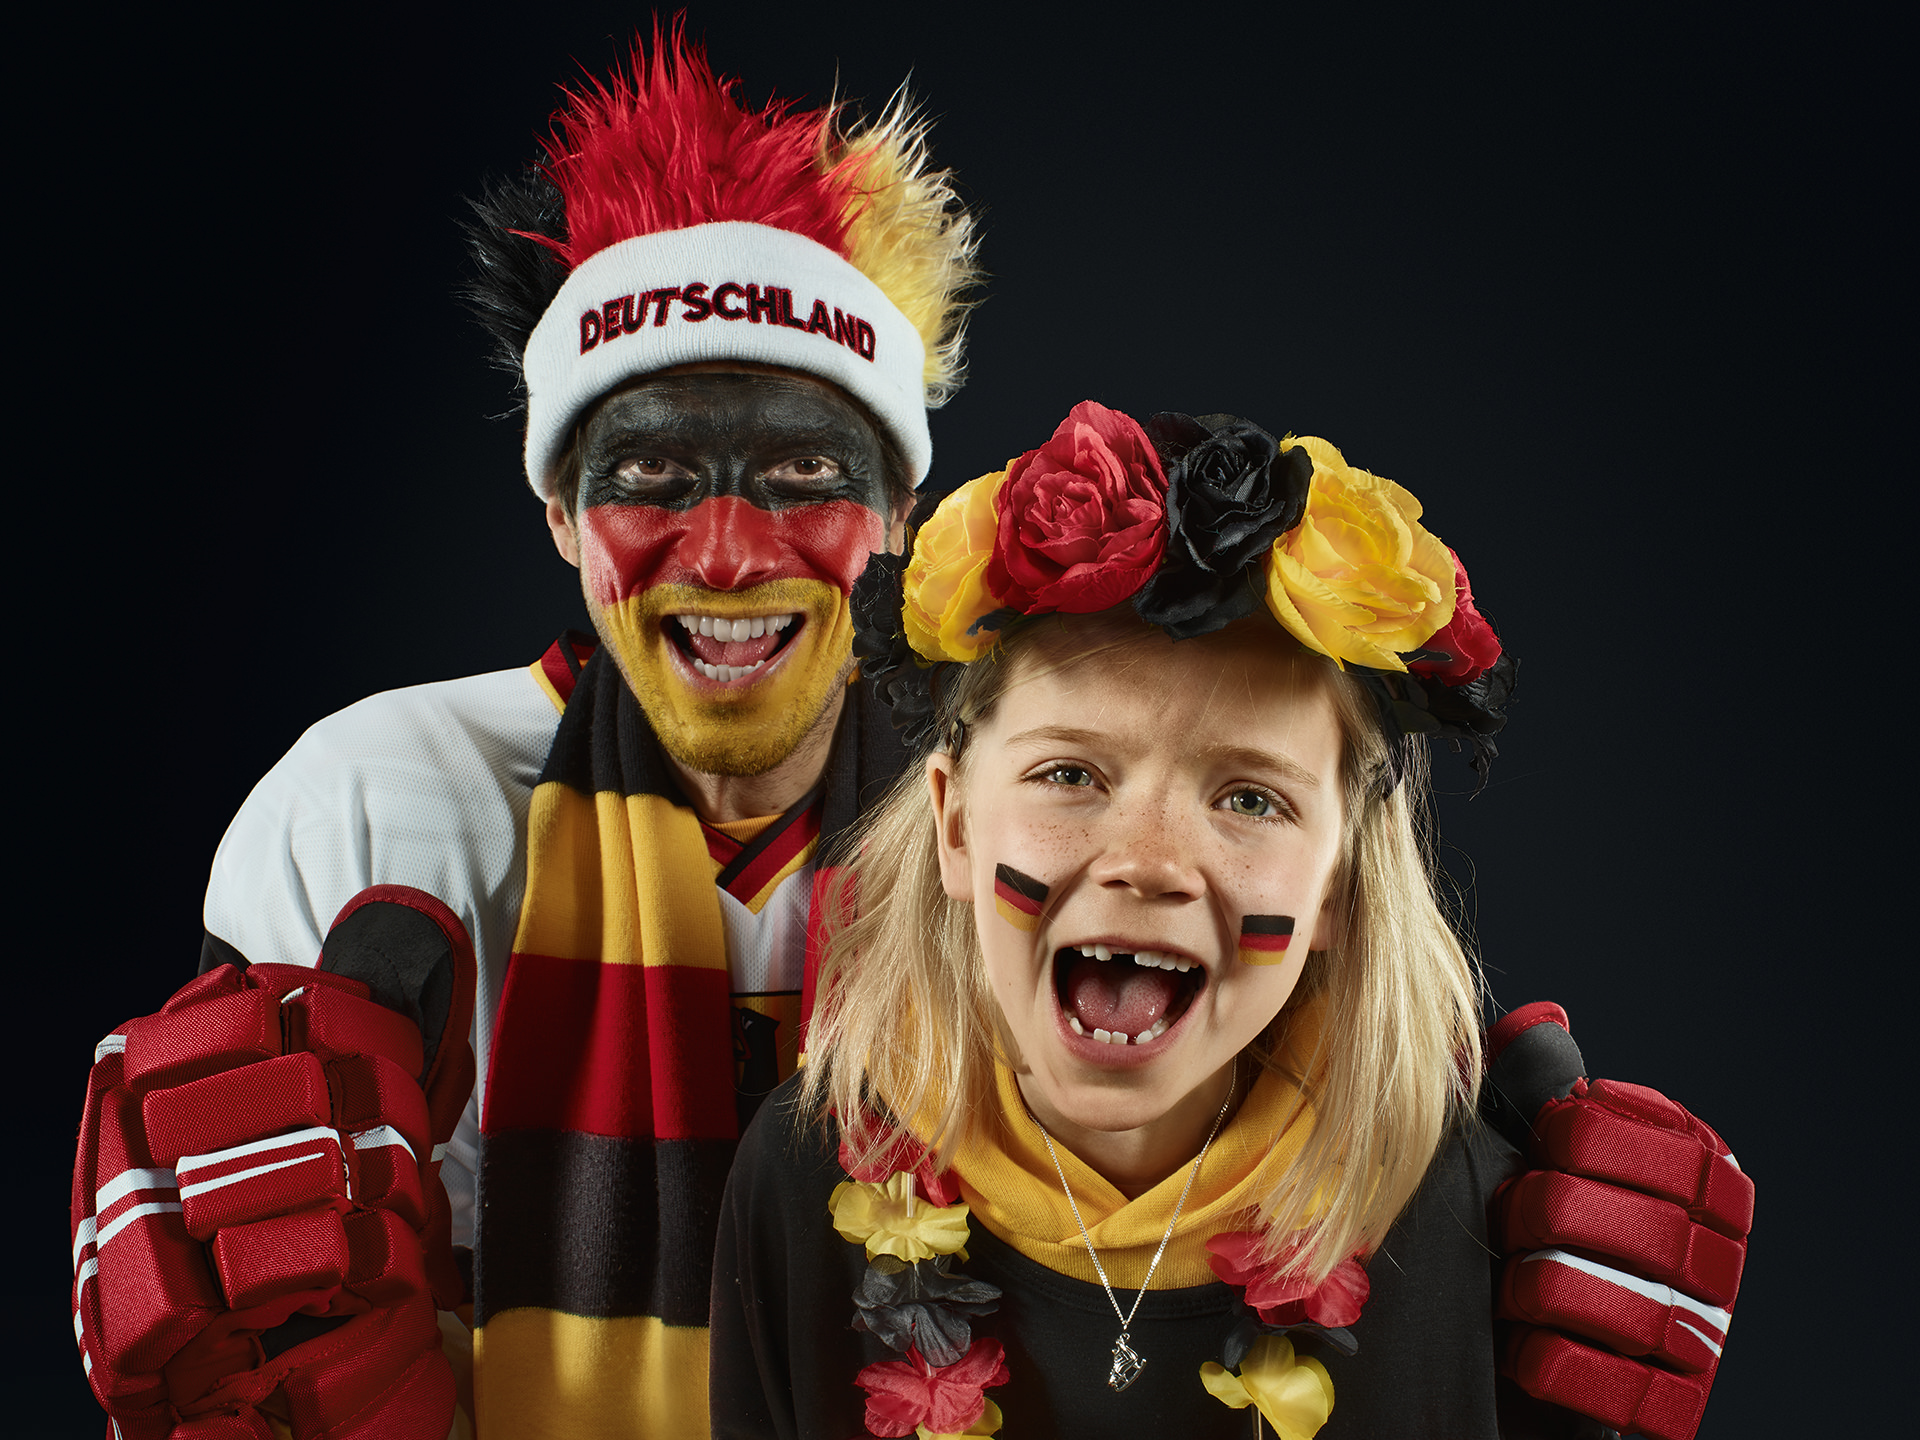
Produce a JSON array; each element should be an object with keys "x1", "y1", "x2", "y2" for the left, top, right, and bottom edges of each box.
[
  {"x1": 1238, "y1": 932, "x2": 1293, "y2": 952},
  {"x1": 993, "y1": 865, "x2": 1049, "y2": 913},
  {"x1": 580, "y1": 496, "x2": 886, "y2": 606}
]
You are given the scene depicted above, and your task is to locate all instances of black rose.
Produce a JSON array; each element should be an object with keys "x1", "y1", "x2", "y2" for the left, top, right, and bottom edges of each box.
[
  {"x1": 1352, "y1": 651, "x2": 1519, "y2": 793},
  {"x1": 851, "y1": 551, "x2": 944, "y2": 753},
  {"x1": 1132, "y1": 412, "x2": 1312, "y2": 640}
]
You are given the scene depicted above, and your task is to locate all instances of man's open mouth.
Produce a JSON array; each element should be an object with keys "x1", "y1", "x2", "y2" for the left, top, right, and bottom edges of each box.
[
  {"x1": 667, "y1": 612, "x2": 805, "y2": 682},
  {"x1": 1052, "y1": 944, "x2": 1207, "y2": 1047}
]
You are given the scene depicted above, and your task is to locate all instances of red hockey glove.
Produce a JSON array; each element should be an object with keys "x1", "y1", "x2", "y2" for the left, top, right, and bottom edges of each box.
[
  {"x1": 1484, "y1": 1002, "x2": 1754, "y2": 1440},
  {"x1": 71, "y1": 886, "x2": 476, "y2": 1439}
]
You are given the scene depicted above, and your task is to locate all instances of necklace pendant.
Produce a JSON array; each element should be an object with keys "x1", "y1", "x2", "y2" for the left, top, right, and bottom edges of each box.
[{"x1": 1107, "y1": 1331, "x2": 1146, "y2": 1392}]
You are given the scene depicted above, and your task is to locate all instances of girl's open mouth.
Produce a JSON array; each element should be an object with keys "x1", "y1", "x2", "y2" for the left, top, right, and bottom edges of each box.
[
  {"x1": 1052, "y1": 945, "x2": 1206, "y2": 1048},
  {"x1": 666, "y1": 611, "x2": 804, "y2": 683}
]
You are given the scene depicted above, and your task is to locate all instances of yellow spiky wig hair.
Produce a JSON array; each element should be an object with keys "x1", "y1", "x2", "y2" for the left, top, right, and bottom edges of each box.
[{"x1": 465, "y1": 22, "x2": 981, "y2": 498}]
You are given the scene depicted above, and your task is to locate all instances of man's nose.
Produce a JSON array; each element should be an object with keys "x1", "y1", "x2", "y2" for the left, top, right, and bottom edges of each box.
[{"x1": 677, "y1": 496, "x2": 785, "y2": 591}]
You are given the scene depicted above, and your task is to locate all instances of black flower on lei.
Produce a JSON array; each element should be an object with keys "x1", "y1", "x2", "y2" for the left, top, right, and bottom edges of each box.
[
  {"x1": 1131, "y1": 412, "x2": 1313, "y2": 640},
  {"x1": 851, "y1": 1254, "x2": 1003, "y2": 1368}
]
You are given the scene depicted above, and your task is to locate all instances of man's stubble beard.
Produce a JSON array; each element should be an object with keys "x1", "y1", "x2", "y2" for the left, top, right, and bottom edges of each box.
[{"x1": 588, "y1": 577, "x2": 858, "y2": 779}]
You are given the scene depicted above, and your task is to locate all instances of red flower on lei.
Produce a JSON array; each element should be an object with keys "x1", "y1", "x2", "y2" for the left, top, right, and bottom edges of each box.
[
  {"x1": 1205, "y1": 1233, "x2": 1371, "y2": 1328},
  {"x1": 855, "y1": 1338, "x2": 1010, "y2": 1438},
  {"x1": 1407, "y1": 547, "x2": 1502, "y2": 684},
  {"x1": 984, "y1": 400, "x2": 1168, "y2": 614},
  {"x1": 838, "y1": 1125, "x2": 960, "y2": 1208}
]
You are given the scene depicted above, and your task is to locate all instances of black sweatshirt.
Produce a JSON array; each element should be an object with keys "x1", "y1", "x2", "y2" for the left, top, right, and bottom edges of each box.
[{"x1": 711, "y1": 1074, "x2": 1609, "y2": 1439}]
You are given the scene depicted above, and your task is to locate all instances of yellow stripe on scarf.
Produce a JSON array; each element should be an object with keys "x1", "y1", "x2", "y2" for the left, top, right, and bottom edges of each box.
[
  {"x1": 512, "y1": 783, "x2": 727, "y2": 971},
  {"x1": 474, "y1": 1311, "x2": 710, "y2": 1438}
]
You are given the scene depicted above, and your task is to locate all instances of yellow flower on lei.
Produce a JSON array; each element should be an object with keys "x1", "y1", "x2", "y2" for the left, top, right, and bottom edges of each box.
[
  {"x1": 917, "y1": 1397, "x2": 1004, "y2": 1439},
  {"x1": 903, "y1": 468, "x2": 1011, "y2": 662},
  {"x1": 1263, "y1": 435, "x2": 1456, "y2": 672},
  {"x1": 1200, "y1": 1334, "x2": 1335, "y2": 1439},
  {"x1": 830, "y1": 1172, "x2": 972, "y2": 1262}
]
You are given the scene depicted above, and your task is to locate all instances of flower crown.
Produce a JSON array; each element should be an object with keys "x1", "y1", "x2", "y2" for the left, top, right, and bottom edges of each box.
[{"x1": 851, "y1": 400, "x2": 1517, "y2": 783}]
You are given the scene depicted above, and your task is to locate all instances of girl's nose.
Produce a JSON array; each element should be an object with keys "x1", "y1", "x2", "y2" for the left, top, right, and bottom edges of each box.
[{"x1": 1088, "y1": 805, "x2": 1206, "y2": 902}]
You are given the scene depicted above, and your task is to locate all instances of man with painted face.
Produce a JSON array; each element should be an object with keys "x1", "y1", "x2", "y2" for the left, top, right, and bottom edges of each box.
[{"x1": 69, "y1": 33, "x2": 976, "y2": 1440}]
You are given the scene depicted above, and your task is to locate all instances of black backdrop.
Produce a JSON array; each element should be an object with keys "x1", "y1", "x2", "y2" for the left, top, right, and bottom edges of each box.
[{"x1": 18, "y1": 4, "x2": 1902, "y2": 1433}]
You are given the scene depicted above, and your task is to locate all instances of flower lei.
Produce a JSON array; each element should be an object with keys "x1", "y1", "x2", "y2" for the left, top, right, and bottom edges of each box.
[
  {"x1": 830, "y1": 1125, "x2": 1008, "y2": 1439},
  {"x1": 852, "y1": 401, "x2": 1516, "y2": 786},
  {"x1": 828, "y1": 1115, "x2": 1374, "y2": 1438}
]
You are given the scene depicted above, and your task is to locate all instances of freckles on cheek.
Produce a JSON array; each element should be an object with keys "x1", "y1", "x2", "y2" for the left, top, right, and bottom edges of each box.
[
  {"x1": 992, "y1": 864, "x2": 1049, "y2": 934},
  {"x1": 1238, "y1": 915, "x2": 1296, "y2": 967}
]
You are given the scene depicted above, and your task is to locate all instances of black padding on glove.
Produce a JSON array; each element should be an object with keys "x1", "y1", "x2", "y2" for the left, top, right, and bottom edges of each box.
[
  {"x1": 320, "y1": 902, "x2": 456, "y2": 1080},
  {"x1": 199, "y1": 930, "x2": 252, "y2": 976},
  {"x1": 1482, "y1": 1020, "x2": 1587, "y2": 1152}
]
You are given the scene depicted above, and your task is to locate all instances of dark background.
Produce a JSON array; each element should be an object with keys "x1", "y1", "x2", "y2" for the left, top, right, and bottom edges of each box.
[{"x1": 18, "y1": 3, "x2": 1902, "y2": 1433}]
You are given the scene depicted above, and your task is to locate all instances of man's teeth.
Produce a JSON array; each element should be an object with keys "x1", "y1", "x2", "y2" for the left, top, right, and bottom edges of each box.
[
  {"x1": 1067, "y1": 1014, "x2": 1173, "y2": 1046},
  {"x1": 1072, "y1": 944, "x2": 1195, "y2": 973},
  {"x1": 693, "y1": 659, "x2": 764, "y2": 682},
  {"x1": 676, "y1": 614, "x2": 795, "y2": 641}
]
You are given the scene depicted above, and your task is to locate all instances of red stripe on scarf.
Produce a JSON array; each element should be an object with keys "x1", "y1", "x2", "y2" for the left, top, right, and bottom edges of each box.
[{"x1": 483, "y1": 954, "x2": 735, "y2": 1140}]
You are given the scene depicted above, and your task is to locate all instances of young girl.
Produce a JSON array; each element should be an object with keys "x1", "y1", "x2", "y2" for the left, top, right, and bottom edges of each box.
[{"x1": 709, "y1": 401, "x2": 1556, "y2": 1439}]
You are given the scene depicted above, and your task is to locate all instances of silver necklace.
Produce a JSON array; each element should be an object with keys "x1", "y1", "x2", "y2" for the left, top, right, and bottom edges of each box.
[{"x1": 1037, "y1": 1067, "x2": 1237, "y2": 1393}]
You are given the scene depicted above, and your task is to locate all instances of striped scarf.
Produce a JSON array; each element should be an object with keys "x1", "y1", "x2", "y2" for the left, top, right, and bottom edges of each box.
[{"x1": 473, "y1": 636, "x2": 907, "y2": 1436}]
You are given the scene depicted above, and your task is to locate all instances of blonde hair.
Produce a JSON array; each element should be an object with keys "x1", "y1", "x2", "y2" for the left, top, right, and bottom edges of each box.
[{"x1": 804, "y1": 609, "x2": 1484, "y2": 1281}]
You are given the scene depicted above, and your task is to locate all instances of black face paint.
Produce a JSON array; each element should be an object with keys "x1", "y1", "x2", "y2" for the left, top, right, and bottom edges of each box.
[{"x1": 574, "y1": 370, "x2": 891, "y2": 518}]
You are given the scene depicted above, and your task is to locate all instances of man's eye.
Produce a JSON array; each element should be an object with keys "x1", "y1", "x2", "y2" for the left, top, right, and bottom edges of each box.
[
  {"x1": 1222, "y1": 787, "x2": 1279, "y2": 818},
  {"x1": 766, "y1": 457, "x2": 841, "y2": 484},
  {"x1": 1039, "y1": 764, "x2": 1094, "y2": 788},
  {"x1": 615, "y1": 458, "x2": 686, "y2": 483}
]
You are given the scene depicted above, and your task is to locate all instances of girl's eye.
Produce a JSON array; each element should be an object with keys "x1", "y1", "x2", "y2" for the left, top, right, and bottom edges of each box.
[
  {"x1": 1039, "y1": 764, "x2": 1094, "y2": 788},
  {"x1": 1223, "y1": 787, "x2": 1279, "y2": 818}
]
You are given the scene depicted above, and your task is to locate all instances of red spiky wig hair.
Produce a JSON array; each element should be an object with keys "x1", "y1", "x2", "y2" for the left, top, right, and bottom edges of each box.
[{"x1": 467, "y1": 23, "x2": 979, "y2": 499}]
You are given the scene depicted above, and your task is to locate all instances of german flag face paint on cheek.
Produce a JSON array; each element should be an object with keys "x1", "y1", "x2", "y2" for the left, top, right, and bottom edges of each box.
[
  {"x1": 1238, "y1": 915, "x2": 1296, "y2": 966},
  {"x1": 993, "y1": 864, "x2": 1049, "y2": 933}
]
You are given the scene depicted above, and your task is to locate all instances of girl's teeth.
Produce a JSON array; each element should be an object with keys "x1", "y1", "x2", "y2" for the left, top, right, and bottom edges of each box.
[
  {"x1": 1069, "y1": 1016, "x2": 1086, "y2": 1036},
  {"x1": 1070, "y1": 944, "x2": 1196, "y2": 973}
]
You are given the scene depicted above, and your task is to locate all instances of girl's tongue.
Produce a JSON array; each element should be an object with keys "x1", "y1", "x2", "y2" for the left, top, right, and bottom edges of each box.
[{"x1": 1061, "y1": 953, "x2": 1185, "y2": 1038}]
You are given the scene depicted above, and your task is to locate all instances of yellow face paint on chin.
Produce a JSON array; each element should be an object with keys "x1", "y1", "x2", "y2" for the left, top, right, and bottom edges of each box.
[{"x1": 598, "y1": 578, "x2": 855, "y2": 777}]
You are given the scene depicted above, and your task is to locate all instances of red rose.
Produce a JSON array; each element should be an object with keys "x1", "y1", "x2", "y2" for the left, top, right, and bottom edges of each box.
[
  {"x1": 985, "y1": 400, "x2": 1167, "y2": 613},
  {"x1": 1408, "y1": 547, "x2": 1502, "y2": 685},
  {"x1": 1205, "y1": 1232, "x2": 1371, "y2": 1329},
  {"x1": 856, "y1": 1338, "x2": 1009, "y2": 1438}
]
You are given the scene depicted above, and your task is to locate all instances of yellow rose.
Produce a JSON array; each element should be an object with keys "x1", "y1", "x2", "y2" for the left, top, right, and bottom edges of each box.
[
  {"x1": 1199, "y1": 1334, "x2": 1335, "y2": 1440},
  {"x1": 829, "y1": 1172, "x2": 972, "y2": 1262},
  {"x1": 903, "y1": 469, "x2": 1011, "y2": 663},
  {"x1": 1263, "y1": 436, "x2": 1456, "y2": 671}
]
